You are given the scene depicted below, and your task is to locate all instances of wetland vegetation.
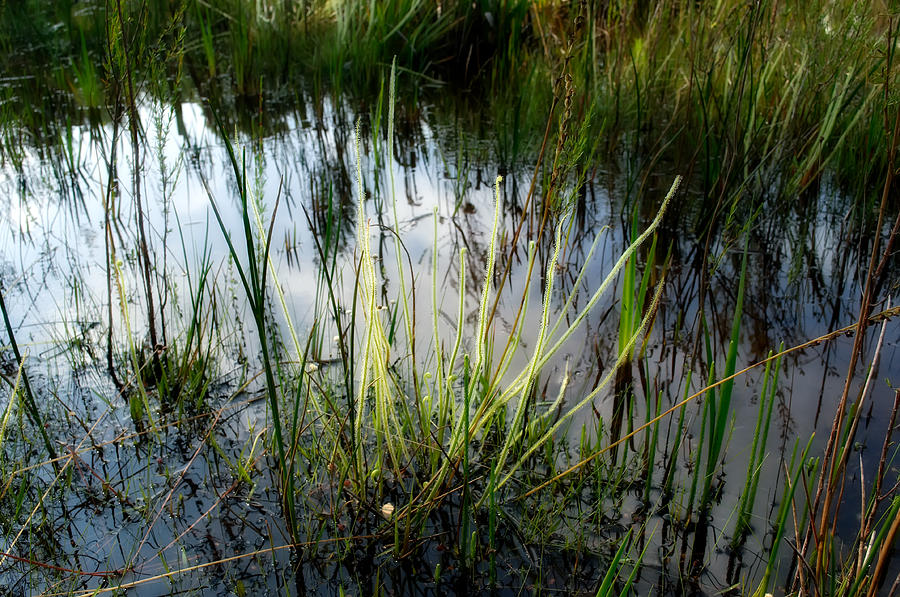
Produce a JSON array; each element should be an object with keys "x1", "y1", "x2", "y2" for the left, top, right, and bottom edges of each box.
[{"x1": 0, "y1": 0, "x2": 899, "y2": 595}]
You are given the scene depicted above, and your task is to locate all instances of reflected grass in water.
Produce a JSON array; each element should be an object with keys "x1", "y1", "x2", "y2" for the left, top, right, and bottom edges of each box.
[{"x1": 0, "y1": 2, "x2": 899, "y2": 595}]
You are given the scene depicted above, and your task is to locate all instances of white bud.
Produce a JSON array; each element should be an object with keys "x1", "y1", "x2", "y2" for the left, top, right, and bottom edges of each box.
[{"x1": 380, "y1": 503, "x2": 395, "y2": 520}]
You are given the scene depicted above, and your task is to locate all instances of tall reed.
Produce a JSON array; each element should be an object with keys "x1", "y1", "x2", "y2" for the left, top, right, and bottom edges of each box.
[
  {"x1": 203, "y1": 115, "x2": 299, "y2": 538},
  {"x1": 0, "y1": 290, "x2": 57, "y2": 465}
]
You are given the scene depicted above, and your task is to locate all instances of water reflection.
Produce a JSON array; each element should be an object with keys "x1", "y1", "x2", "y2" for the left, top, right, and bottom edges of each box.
[{"x1": 0, "y1": 85, "x2": 897, "y2": 595}]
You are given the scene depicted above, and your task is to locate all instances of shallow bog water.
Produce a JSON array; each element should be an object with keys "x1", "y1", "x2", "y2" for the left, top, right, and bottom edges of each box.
[{"x1": 0, "y1": 85, "x2": 898, "y2": 596}]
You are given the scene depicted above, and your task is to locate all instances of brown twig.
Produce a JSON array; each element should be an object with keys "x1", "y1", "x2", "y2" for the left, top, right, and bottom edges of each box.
[
  {"x1": 0, "y1": 550, "x2": 126, "y2": 578},
  {"x1": 521, "y1": 304, "x2": 900, "y2": 500}
]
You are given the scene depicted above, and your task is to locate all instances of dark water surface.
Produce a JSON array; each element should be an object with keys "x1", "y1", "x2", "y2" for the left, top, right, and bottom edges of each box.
[{"x1": 0, "y1": 85, "x2": 898, "y2": 596}]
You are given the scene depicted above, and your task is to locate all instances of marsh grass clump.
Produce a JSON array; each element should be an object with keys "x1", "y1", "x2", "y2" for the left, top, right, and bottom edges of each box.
[
  {"x1": 3, "y1": 0, "x2": 895, "y2": 211},
  {"x1": 189, "y1": 59, "x2": 686, "y2": 590}
]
